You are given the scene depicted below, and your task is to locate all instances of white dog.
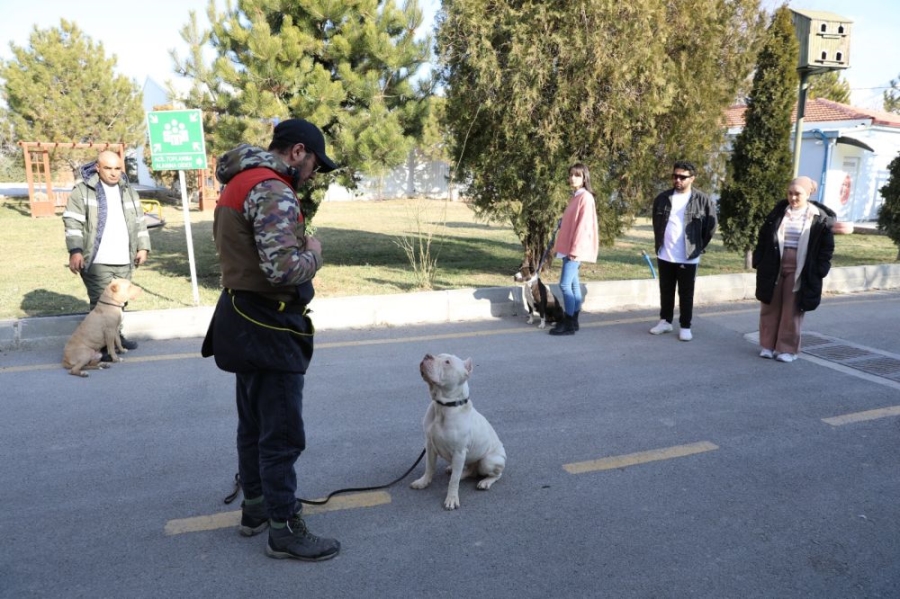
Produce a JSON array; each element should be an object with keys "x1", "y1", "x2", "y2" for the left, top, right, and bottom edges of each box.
[{"x1": 411, "y1": 353, "x2": 506, "y2": 510}]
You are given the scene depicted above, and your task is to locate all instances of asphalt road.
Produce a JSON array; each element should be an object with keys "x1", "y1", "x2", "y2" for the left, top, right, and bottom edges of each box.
[{"x1": 2, "y1": 291, "x2": 898, "y2": 598}]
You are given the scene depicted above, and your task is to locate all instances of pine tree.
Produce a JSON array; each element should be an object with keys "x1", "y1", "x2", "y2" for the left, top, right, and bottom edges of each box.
[
  {"x1": 437, "y1": 0, "x2": 765, "y2": 267},
  {"x1": 884, "y1": 74, "x2": 900, "y2": 114},
  {"x1": 0, "y1": 20, "x2": 145, "y2": 170},
  {"x1": 172, "y1": 0, "x2": 432, "y2": 220},
  {"x1": 877, "y1": 152, "x2": 900, "y2": 260},
  {"x1": 718, "y1": 6, "x2": 799, "y2": 267},
  {"x1": 807, "y1": 70, "x2": 851, "y2": 104}
]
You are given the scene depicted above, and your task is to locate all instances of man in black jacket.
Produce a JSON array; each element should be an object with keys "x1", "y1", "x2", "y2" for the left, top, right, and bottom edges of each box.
[{"x1": 649, "y1": 160, "x2": 718, "y2": 342}]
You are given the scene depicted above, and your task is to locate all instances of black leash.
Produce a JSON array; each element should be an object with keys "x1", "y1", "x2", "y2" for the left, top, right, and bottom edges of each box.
[
  {"x1": 533, "y1": 218, "x2": 563, "y2": 276},
  {"x1": 223, "y1": 448, "x2": 427, "y2": 506}
]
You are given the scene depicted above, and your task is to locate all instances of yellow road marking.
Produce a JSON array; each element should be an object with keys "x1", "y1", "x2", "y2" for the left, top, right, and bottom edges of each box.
[
  {"x1": 164, "y1": 491, "x2": 391, "y2": 536},
  {"x1": 822, "y1": 405, "x2": 900, "y2": 426},
  {"x1": 563, "y1": 441, "x2": 719, "y2": 474}
]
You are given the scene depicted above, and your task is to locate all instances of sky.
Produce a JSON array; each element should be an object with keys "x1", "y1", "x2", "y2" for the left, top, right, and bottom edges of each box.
[{"x1": 0, "y1": 0, "x2": 896, "y2": 110}]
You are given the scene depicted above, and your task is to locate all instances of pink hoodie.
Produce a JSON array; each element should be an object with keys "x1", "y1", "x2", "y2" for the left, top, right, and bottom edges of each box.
[{"x1": 553, "y1": 188, "x2": 599, "y2": 263}]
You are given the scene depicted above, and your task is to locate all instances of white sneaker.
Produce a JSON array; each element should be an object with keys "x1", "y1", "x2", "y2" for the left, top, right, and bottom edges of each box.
[
  {"x1": 678, "y1": 328, "x2": 693, "y2": 342},
  {"x1": 776, "y1": 353, "x2": 796, "y2": 363},
  {"x1": 759, "y1": 348, "x2": 774, "y2": 359},
  {"x1": 649, "y1": 320, "x2": 673, "y2": 335}
]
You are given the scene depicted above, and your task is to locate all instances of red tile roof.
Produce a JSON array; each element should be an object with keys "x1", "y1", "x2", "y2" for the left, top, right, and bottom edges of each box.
[{"x1": 725, "y1": 98, "x2": 900, "y2": 128}]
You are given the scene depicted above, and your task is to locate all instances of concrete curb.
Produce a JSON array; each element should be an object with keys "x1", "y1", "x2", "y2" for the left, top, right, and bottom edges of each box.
[{"x1": 2, "y1": 264, "x2": 899, "y2": 352}]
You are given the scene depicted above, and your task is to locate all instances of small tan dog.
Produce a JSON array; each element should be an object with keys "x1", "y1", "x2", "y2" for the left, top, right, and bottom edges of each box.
[
  {"x1": 411, "y1": 353, "x2": 506, "y2": 509},
  {"x1": 62, "y1": 278, "x2": 142, "y2": 377}
]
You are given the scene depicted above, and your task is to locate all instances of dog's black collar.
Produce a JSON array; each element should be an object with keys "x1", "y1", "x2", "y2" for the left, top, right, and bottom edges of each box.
[
  {"x1": 96, "y1": 299, "x2": 125, "y2": 309},
  {"x1": 434, "y1": 397, "x2": 469, "y2": 407}
]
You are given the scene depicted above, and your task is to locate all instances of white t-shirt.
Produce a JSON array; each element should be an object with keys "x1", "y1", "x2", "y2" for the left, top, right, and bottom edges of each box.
[
  {"x1": 92, "y1": 183, "x2": 131, "y2": 265},
  {"x1": 658, "y1": 191, "x2": 700, "y2": 265}
]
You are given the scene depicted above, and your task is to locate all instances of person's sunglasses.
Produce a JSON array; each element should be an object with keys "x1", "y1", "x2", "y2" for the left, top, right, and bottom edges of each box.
[{"x1": 671, "y1": 174, "x2": 692, "y2": 181}]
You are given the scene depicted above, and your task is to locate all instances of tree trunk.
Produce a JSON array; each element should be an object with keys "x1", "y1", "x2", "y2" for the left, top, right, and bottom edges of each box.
[{"x1": 745, "y1": 249, "x2": 753, "y2": 270}]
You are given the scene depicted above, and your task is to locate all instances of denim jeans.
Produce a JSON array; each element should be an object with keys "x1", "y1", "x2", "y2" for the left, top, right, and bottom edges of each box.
[
  {"x1": 235, "y1": 369, "x2": 306, "y2": 521},
  {"x1": 558, "y1": 257, "x2": 582, "y2": 316},
  {"x1": 656, "y1": 258, "x2": 698, "y2": 329}
]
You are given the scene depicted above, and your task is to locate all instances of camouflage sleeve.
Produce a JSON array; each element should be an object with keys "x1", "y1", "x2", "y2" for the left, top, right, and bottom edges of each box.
[{"x1": 245, "y1": 179, "x2": 322, "y2": 286}]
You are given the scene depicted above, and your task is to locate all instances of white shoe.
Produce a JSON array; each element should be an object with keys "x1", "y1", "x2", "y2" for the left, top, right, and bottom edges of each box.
[
  {"x1": 678, "y1": 328, "x2": 693, "y2": 342},
  {"x1": 649, "y1": 320, "x2": 673, "y2": 335},
  {"x1": 759, "y1": 348, "x2": 774, "y2": 359},
  {"x1": 776, "y1": 353, "x2": 796, "y2": 363}
]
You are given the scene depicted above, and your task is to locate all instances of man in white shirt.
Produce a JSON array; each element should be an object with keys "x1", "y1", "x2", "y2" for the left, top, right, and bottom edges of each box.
[
  {"x1": 648, "y1": 160, "x2": 717, "y2": 341},
  {"x1": 63, "y1": 151, "x2": 151, "y2": 351}
]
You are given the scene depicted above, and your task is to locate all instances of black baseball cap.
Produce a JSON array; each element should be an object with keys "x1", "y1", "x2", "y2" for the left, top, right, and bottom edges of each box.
[{"x1": 272, "y1": 118, "x2": 338, "y2": 173}]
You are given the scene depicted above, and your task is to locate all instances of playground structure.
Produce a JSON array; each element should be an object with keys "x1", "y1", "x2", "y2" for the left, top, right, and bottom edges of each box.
[
  {"x1": 17, "y1": 141, "x2": 125, "y2": 217},
  {"x1": 16, "y1": 141, "x2": 219, "y2": 218}
]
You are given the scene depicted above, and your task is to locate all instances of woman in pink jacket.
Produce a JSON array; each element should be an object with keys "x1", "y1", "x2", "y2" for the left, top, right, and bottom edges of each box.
[{"x1": 549, "y1": 163, "x2": 600, "y2": 336}]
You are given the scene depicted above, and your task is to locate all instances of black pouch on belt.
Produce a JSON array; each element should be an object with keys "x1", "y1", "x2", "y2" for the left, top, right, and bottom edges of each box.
[{"x1": 201, "y1": 289, "x2": 314, "y2": 374}]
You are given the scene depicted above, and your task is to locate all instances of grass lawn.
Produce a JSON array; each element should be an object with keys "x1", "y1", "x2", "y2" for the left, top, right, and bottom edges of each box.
[{"x1": 1, "y1": 195, "x2": 896, "y2": 320}]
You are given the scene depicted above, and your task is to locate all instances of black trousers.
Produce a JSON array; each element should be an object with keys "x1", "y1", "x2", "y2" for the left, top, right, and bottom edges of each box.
[{"x1": 656, "y1": 258, "x2": 698, "y2": 329}]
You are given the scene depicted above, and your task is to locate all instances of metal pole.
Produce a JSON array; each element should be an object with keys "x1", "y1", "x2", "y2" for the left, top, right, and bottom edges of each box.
[
  {"x1": 791, "y1": 70, "x2": 810, "y2": 177},
  {"x1": 179, "y1": 170, "x2": 201, "y2": 306}
]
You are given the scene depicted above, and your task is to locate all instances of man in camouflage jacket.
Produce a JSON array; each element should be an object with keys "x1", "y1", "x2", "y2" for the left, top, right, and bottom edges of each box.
[{"x1": 201, "y1": 119, "x2": 341, "y2": 562}]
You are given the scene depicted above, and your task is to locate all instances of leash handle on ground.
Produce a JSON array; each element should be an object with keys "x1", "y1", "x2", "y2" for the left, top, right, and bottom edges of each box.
[{"x1": 223, "y1": 448, "x2": 427, "y2": 506}]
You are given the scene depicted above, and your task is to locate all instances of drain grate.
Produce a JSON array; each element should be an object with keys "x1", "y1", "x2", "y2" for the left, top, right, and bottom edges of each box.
[
  {"x1": 802, "y1": 334, "x2": 832, "y2": 347},
  {"x1": 805, "y1": 345, "x2": 875, "y2": 361},
  {"x1": 852, "y1": 356, "x2": 900, "y2": 378},
  {"x1": 800, "y1": 332, "x2": 900, "y2": 383}
]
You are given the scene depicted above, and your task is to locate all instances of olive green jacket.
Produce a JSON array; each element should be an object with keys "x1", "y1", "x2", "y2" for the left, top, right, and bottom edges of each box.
[{"x1": 62, "y1": 163, "x2": 151, "y2": 267}]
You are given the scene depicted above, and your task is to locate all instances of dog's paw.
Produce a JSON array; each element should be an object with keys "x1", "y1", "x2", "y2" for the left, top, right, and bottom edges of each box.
[
  {"x1": 526, "y1": 315, "x2": 535, "y2": 325},
  {"x1": 443, "y1": 494, "x2": 460, "y2": 510},
  {"x1": 477, "y1": 476, "x2": 500, "y2": 490},
  {"x1": 410, "y1": 476, "x2": 431, "y2": 490},
  {"x1": 537, "y1": 321, "x2": 546, "y2": 330}
]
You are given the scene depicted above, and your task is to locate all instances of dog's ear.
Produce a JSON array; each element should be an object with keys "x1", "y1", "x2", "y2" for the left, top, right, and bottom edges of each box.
[
  {"x1": 463, "y1": 358, "x2": 473, "y2": 375},
  {"x1": 110, "y1": 281, "x2": 121, "y2": 294}
]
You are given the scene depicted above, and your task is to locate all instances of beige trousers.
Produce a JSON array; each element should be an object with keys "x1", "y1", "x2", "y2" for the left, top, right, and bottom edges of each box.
[{"x1": 759, "y1": 248, "x2": 804, "y2": 355}]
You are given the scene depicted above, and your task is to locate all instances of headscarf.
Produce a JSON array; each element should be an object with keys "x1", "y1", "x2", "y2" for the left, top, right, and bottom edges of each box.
[{"x1": 790, "y1": 176, "x2": 818, "y2": 197}]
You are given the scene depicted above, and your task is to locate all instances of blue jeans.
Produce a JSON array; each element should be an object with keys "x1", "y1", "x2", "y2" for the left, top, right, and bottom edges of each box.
[
  {"x1": 558, "y1": 257, "x2": 582, "y2": 316},
  {"x1": 235, "y1": 370, "x2": 306, "y2": 521}
]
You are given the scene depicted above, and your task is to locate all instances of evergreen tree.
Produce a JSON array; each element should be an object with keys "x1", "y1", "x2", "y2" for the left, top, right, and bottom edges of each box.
[
  {"x1": 437, "y1": 0, "x2": 765, "y2": 268},
  {"x1": 718, "y1": 5, "x2": 799, "y2": 267},
  {"x1": 172, "y1": 0, "x2": 432, "y2": 220},
  {"x1": 884, "y1": 74, "x2": 900, "y2": 114},
  {"x1": 0, "y1": 20, "x2": 145, "y2": 170},
  {"x1": 807, "y1": 70, "x2": 851, "y2": 104},
  {"x1": 877, "y1": 152, "x2": 900, "y2": 260}
]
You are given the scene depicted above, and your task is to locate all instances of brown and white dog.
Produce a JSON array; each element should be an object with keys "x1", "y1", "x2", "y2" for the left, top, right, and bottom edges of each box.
[
  {"x1": 62, "y1": 278, "x2": 142, "y2": 377},
  {"x1": 411, "y1": 353, "x2": 506, "y2": 510},
  {"x1": 513, "y1": 264, "x2": 563, "y2": 329}
]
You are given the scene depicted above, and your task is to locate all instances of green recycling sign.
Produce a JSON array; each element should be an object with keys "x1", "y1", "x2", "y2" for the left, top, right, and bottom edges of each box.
[{"x1": 147, "y1": 109, "x2": 208, "y2": 171}]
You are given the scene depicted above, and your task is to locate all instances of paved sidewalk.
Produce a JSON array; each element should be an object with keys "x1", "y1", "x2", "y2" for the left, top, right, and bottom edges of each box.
[{"x1": 3, "y1": 263, "x2": 900, "y2": 352}]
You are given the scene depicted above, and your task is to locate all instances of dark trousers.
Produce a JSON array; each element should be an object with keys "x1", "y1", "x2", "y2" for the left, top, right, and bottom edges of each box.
[
  {"x1": 81, "y1": 262, "x2": 133, "y2": 309},
  {"x1": 235, "y1": 370, "x2": 307, "y2": 522},
  {"x1": 656, "y1": 258, "x2": 698, "y2": 329}
]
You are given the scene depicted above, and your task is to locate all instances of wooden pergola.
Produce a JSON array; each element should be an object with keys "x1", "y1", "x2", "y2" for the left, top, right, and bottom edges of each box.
[{"x1": 17, "y1": 141, "x2": 125, "y2": 217}]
